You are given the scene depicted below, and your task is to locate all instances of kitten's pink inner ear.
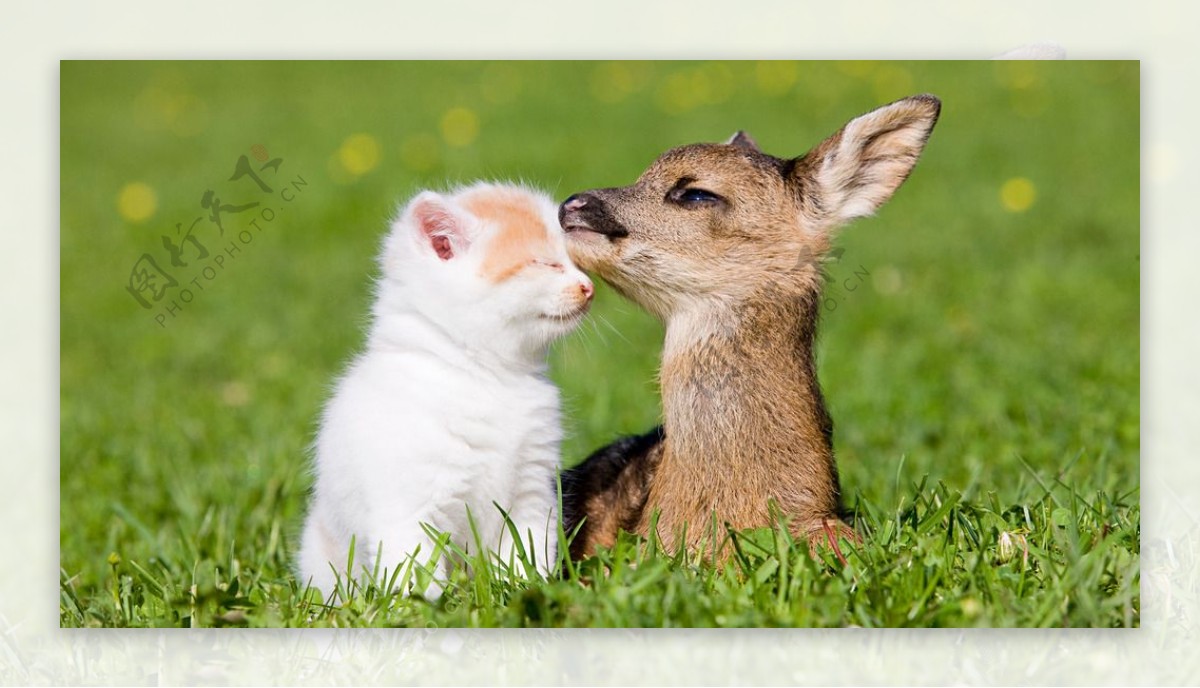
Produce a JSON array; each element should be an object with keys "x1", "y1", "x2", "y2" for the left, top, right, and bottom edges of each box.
[
  {"x1": 412, "y1": 198, "x2": 464, "y2": 261},
  {"x1": 430, "y1": 235, "x2": 454, "y2": 260}
]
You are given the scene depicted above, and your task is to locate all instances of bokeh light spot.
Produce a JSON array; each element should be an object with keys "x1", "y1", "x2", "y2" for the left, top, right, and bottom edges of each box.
[
  {"x1": 755, "y1": 61, "x2": 798, "y2": 96},
  {"x1": 872, "y1": 265, "x2": 904, "y2": 296},
  {"x1": 117, "y1": 182, "x2": 157, "y2": 223},
  {"x1": 836, "y1": 61, "x2": 878, "y2": 79},
  {"x1": 995, "y1": 61, "x2": 1042, "y2": 91},
  {"x1": 656, "y1": 71, "x2": 695, "y2": 115},
  {"x1": 440, "y1": 107, "x2": 480, "y2": 148},
  {"x1": 132, "y1": 79, "x2": 209, "y2": 138},
  {"x1": 1000, "y1": 177, "x2": 1037, "y2": 212},
  {"x1": 591, "y1": 62, "x2": 637, "y2": 103},
  {"x1": 656, "y1": 65, "x2": 735, "y2": 115},
  {"x1": 168, "y1": 93, "x2": 209, "y2": 138},
  {"x1": 337, "y1": 133, "x2": 382, "y2": 177},
  {"x1": 220, "y1": 380, "x2": 252, "y2": 407}
]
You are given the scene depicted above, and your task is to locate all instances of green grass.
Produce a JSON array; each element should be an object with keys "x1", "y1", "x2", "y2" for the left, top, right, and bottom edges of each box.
[{"x1": 60, "y1": 60, "x2": 1140, "y2": 627}]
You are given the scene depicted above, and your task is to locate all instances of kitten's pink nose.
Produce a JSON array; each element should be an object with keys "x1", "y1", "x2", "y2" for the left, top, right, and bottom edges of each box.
[{"x1": 579, "y1": 281, "x2": 594, "y2": 302}]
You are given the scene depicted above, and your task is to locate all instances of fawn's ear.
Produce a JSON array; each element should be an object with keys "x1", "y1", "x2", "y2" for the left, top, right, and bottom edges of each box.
[
  {"x1": 797, "y1": 94, "x2": 940, "y2": 225},
  {"x1": 725, "y1": 130, "x2": 760, "y2": 152},
  {"x1": 406, "y1": 191, "x2": 471, "y2": 261}
]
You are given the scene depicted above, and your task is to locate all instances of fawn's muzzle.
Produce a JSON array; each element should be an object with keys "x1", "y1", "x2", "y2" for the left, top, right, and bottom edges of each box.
[{"x1": 559, "y1": 193, "x2": 629, "y2": 239}]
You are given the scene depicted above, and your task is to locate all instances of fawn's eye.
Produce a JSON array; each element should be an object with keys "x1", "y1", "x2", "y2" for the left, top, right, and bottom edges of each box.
[
  {"x1": 668, "y1": 184, "x2": 724, "y2": 207},
  {"x1": 681, "y1": 188, "x2": 720, "y2": 203}
]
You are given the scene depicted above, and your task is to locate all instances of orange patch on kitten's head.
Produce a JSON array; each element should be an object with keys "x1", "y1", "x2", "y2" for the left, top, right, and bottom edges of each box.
[{"x1": 461, "y1": 187, "x2": 556, "y2": 283}]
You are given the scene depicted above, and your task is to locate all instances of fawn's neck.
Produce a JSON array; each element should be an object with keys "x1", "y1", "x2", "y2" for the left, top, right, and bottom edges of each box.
[{"x1": 656, "y1": 288, "x2": 841, "y2": 531}]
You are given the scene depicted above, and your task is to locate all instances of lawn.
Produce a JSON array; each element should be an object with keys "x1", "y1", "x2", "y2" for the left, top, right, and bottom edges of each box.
[{"x1": 59, "y1": 60, "x2": 1139, "y2": 627}]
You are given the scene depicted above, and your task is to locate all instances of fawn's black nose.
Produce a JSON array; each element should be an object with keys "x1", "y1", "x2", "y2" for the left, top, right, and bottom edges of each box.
[
  {"x1": 561, "y1": 193, "x2": 590, "y2": 212},
  {"x1": 559, "y1": 193, "x2": 597, "y2": 228},
  {"x1": 559, "y1": 191, "x2": 629, "y2": 239}
]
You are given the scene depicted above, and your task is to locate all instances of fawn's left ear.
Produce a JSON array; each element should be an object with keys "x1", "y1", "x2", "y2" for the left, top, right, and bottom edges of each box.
[
  {"x1": 797, "y1": 94, "x2": 940, "y2": 226},
  {"x1": 725, "y1": 130, "x2": 760, "y2": 152}
]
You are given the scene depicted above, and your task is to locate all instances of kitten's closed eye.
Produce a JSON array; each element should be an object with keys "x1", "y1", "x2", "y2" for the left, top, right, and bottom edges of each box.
[{"x1": 530, "y1": 259, "x2": 565, "y2": 272}]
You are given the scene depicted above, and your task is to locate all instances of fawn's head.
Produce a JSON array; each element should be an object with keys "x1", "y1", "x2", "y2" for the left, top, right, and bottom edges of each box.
[{"x1": 560, "y1": 95, "x2": 941, "y2": 320}]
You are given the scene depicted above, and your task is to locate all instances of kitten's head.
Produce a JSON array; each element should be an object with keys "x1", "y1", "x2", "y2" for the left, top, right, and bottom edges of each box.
[{"x1": 381, "y1": 182, "x2": 593, "y2": 358}]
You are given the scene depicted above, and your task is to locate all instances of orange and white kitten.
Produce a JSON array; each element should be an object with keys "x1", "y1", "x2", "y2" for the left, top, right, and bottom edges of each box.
[{"x1": 298, "y1": 182, "x2": 593, "y2": 599}]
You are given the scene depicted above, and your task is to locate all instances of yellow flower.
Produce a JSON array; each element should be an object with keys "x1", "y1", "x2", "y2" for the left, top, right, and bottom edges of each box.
[{"x1": 997, "y1": 530, "x2": 1028, "y2": 564}]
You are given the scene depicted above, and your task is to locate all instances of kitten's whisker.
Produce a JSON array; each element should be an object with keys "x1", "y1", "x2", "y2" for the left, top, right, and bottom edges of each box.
[
  {"x1": 580, "y1": 317, "x2": 600, "y2": 344},
  {"x1": 595, "y1": 313, "x2": 632, "y2": 347}
]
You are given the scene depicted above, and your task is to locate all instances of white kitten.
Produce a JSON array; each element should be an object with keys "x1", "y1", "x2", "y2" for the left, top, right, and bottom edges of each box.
[{"x1": 298, "y1": 182, "x2": 593, "y2": 600}]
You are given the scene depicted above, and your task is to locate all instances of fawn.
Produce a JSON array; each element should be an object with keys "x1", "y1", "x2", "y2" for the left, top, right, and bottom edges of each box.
[{"x1": 559, "y1": 95, "x2": 941, "y2": 560}]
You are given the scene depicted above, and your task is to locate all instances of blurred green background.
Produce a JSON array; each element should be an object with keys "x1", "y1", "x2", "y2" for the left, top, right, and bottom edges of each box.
[{"x1": 60, "y1": 61, "x2": 1138, "y2": 607}]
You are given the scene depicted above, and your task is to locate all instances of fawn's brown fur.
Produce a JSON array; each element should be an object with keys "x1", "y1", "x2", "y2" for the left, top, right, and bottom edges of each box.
[{"x1": 560, "y1": 95, "x2": 941, "y2": 559}]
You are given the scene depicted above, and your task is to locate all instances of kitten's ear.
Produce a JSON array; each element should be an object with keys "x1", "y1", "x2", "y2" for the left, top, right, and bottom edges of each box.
[
  {"x1": 407, "y1": 192, "x2": 470, "y2": 261},
  {"x1": 795, "y1": 94, "x2": 940, "y2": 226}
]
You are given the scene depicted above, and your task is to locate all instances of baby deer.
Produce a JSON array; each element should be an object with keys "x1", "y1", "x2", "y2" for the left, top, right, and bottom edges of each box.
[{"x1": 559, "y1": 95, "x2": 941, "y2": 560}]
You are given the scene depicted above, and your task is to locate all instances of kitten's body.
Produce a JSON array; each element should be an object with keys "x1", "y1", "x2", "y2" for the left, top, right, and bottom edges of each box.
[{"x1": 299, "y1": 183, "x2": 592, "y2": 598}]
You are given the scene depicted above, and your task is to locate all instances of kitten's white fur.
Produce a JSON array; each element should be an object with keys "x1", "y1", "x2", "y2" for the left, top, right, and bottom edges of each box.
[{"x1": 298, "y1": 182, "x2": 592, "y2": 600}]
